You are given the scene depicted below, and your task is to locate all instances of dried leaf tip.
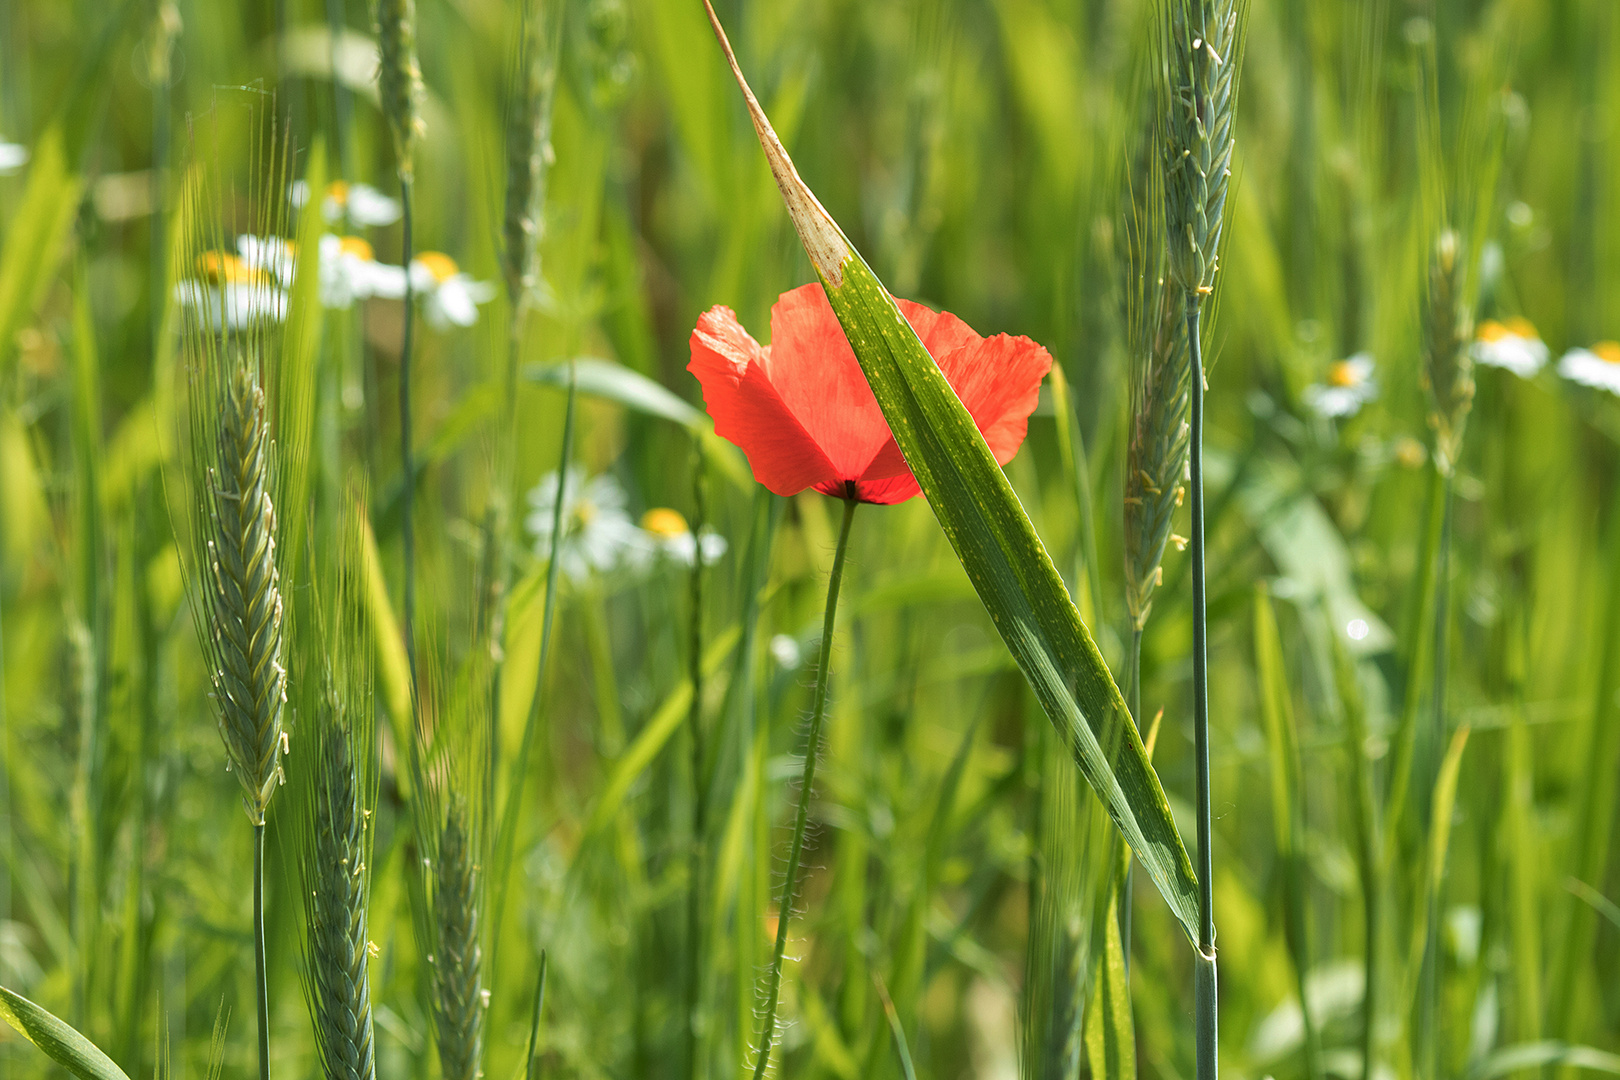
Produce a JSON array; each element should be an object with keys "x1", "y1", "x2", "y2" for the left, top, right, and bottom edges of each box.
[{"x1": 700, "y1": 0, "x2": 850, "y2": 287}]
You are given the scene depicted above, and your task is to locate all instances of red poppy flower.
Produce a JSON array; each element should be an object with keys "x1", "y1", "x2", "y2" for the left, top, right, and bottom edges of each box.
[{"x1": 688, "y1": 283, "x2": 1052, "y2": 504}]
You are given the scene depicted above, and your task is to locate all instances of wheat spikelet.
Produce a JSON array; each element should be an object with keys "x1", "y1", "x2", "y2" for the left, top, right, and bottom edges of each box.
[
  {"x1": 430, "y1": 797, "x2": 485, "y2": 1080},
  {"x1": 375, "y1": 0, "x2": 423, "y2": 180},
  {"x1": 1125, "y1": 276, "x2": 1191, "y2": 630},
  {"x1": 304, "y1": 715, "x2": 376, "y2": 1080},
  {"x1": 1162, "y1": 0, "x2": 1243, "y2": 302},
  {"x1": 1423, "y1": 229, "x2": 1474, "y2": 476},
  {"x1": 203, "y1": 362, "x2": 287, "y2": 825},
  {"x1": 500, "y1": 0, "x2": 557, "y2": 305}
]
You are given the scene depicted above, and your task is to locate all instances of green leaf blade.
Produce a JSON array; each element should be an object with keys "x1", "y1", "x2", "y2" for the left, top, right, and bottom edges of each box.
[{"x1": 0, "y1": 986, "x2": 134, "y2": 1080}]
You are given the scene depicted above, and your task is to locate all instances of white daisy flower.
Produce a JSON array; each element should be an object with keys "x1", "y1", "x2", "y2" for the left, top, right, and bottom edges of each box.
[
  {"x1": 1472, "y1": 317, "x2": 1548, "y2": 377},
  {"x1": 1558, "y1": 341, "x2": 1620, "y2": 396},
  {"x1": 174, "y1": 251, "x2": 287, "y2": 330},
  {"x1": 317, "y1": 234, "x2": 407, "y2": 309},
  {"x1": 408, "y1": 252, "x2": 497, "y2": 329},
  {"x1": 290, "y1": 179, "x2": 402, "y2": 227},
  {"x1": 236, "y1": 234, "x2": 299, "y2": 287},
  {"x1": 1303, "y1": 352, "x2": 1378, "y2": 418},
  {"x1": 0, "y1": 138, "x2": 27, "y2": 175},
  {"x1": 639, "y1": 508, "x2": 728, "y2": 567},
  {"x1": 526, "y1": 467, "x2": 646, "y2": 582}
]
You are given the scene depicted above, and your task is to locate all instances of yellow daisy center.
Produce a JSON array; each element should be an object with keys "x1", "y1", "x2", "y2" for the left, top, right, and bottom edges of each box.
[
  {"x1": 1328, "y1": 360, "x2": 1361, "y2": 388},
  {"x1": 1475, "y1": 319, "x2": 1509, "y2": 343},
  {"x1": 196, "y1": 251, "x2": 265, "y2": 285},
  {"x1": 339, "y1": 236, "x2": 375, "y2": 260},
  {"x1": 415, "y1": 251, "x2": 459, "y2": 283},
  {"x1": 1503, "y1": 316, "x2": 1538, "y2": 340},
  {"x1": 574, "y1": 500, "x2": 598, "y2": 527},
  {"x1": 1594, "y1": 341, "x2": 1620, "y2": 365},
  {"x1": 325, "y1": 180, "x2": 350, "y2": 206},
  {"x1": 640, "y1": 508, "x2": 690, "y2": 538}
]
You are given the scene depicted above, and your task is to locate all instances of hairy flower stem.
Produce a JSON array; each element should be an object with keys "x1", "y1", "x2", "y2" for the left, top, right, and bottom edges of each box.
[
  {"x1": 1188, "y1": 304, "x2": 1217, "y2": 1080},
  {"x1": 254, "y1": 821, "x2": 270, "y2": 1080},
  {"x1": 752, "y1": 495, "x2": 857, "y2": 1080},
  {"x1": 399, "y1": 178, "x2": 418, "y2": 698}
]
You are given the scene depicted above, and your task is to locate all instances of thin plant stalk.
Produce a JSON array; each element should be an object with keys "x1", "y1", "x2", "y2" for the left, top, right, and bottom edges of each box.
[
  {"x1": 1187, "y1": 306, "x2": 1217, "y2": 1080},
  {"x1": 253, "y1": 822, "x2": 270, "y2": 1080},
  {"x1": 399, "y1": 178, "x2": 418, "y2": 694},
  {"x1": 1417, "y1": 474, "x2": 1454, "y2": 1080},
  {"x1": 685, "y1": 450, "x2": 708, "y2": 1080},
  {"x1": 751, "y1": 495, "x2": 857, "y2": 1080},
  {"x1": 492, "y1": 362, "x2": 578, "y2": 936}
]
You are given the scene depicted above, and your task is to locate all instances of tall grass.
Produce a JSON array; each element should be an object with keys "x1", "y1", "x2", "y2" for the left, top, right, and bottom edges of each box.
[{"x1": 1, "y1": 2, "x2": 1618, "y2": 1080}]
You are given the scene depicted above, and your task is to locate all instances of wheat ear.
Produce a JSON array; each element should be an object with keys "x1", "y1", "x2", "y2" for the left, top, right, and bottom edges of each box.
[
  {"x1": 1124, "y1": 278, "x2": 1190, "y2": 635},
  {"x1": 304, "y1": 712, "x2": 376, "y2": 1080},
  {"x1": 375, "y1": 0, "x2": 422, "y2": 185},
  {"x1": 431, "y1": 797, "x2": 485, "y2": 1080},
  {"x1": 205, "y1": 363, "x2": 287, "y2": 825},
  {"x1": 1423, "y1": 229, "x2": 1474, "y2": 477}
]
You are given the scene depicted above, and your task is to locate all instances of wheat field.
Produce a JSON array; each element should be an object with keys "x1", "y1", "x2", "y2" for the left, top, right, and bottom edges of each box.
[{"x1": 0, "y1": 1, "x2": 1617, "y2": 1079}]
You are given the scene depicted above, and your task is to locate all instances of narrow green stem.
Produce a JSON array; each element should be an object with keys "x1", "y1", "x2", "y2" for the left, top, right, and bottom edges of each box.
[
  {"x1": 525, "y1": 951, "x2": 548, "y2": 1080},
  {"x1": 686, "y1": 452, "x2": 708, "y2": 1080},
  {"x1": 751, "y1": 495, "x2": 857, "y2": 1080},
  {"x1": 253, "y1": 821, "x2": 270, "y2": 1080},
  {"x1": 399, "y1": 175, "x2": 418, "y2": 697},
  {"x1": 492, "y1": 363, "x2": 577, "y2": 943},
  {"x1": 1187, "y1": 304, "x2": 1217, "y2": 1080},
  {"x1": 1418, "y1": 473, "x2": 1453, "y2": 1080}
]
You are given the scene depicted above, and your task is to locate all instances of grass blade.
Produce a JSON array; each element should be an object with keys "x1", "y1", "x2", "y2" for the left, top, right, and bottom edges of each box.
[
  {"x1": 0, "y1": 986, "x2": 133, "y2": 1080},
  {"x1": 700, "y1": 0, "x2": 1202, "y2": 945}
]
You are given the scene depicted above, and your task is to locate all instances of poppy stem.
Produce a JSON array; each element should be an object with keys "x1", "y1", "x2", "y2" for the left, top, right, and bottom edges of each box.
[
  {"x1": 751, "y1": 495, "x2": 857, "y2": 1080},
  {"x1": 1187, "y1": 302, "x2": 1217, "y2": 1080}
]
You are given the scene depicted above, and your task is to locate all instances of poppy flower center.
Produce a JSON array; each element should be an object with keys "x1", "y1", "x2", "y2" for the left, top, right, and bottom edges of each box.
[
  {"x1": 415, "y1": 252, "x2": 459, "y2": 284},
  {"x1": 640, "y1": 508, "x2": 690, "y2": 538}
]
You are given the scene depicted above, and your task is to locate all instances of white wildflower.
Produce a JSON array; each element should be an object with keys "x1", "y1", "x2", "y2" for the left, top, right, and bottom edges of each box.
[
  {"x1": 1303, "y1": 352, "x2": 1378, "y2": 418},
  {"x1": 638, "y1": 508, "x2": 728, "y2": 567},
  {"x1": 1558, "y1": 341, "x2": 1620, "y2": 396},
  {"x1": 408, "y1": 252, "x2": 496, "y2": 329},
  {"x1": 526, "y1": 467, "x2": 646, "y2": 582},
  {"x1": 174, "y1": 252, "x2": 287, "y2": 330},
  {"x1": 290, "y1": 179, "x2": 401, "y2": 227},
  {"x1": 0, "y1": 138, "x2": 28, "y2": 175},
  {"x1": 1471, "y1": 317, "x2": 1548, "y2": 378}
]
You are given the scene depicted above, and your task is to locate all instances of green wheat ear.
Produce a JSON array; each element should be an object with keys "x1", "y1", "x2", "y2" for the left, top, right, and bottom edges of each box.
[
  {"x1": 1423, "y1": 229, "x2": 1474, "y2": 476},
  {"x1": 501, "y1": 0, "x2": 558, "y2": 307},
  {"x1": 204, "y1": 361, "x2": 287, "y2": 825},
  {"x1": 431, "y1": 797, "x2": 485, "y2": 1080},
  {"x1": 376, "y1": 0, "x2": 423, "y2": 182},
  {"x1": 1162, "y1": 0, "x2": 1243, "y2": 301}
]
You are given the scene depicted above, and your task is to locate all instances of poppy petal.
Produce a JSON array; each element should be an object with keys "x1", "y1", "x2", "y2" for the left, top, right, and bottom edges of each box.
[
  {"x1": 688, "y1": 306, "x2": 840, "y2": 497},
  {"x1": 850, "y1": 473, "x2": 923, "y2": 505},
  {"x1": 763, "y1": 283, "x2": 898, "y2": 482},
  {"x1": 933, "y1": 333, "x2": 1053, "y2": 464}
]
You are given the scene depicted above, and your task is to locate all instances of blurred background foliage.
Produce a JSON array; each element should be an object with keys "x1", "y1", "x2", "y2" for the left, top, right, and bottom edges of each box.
[{"x1": 0, "y1": 0, "x2": 1618, "y2": 1078}]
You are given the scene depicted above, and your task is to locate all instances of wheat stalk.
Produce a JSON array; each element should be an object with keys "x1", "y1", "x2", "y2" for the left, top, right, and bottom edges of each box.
[
  {"x1": 1161, "y1": 3, "x2": 1246, "y2": 1078},
  {"x1": 500, "y1": 0, "x2": 557, "y2": 312}
]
